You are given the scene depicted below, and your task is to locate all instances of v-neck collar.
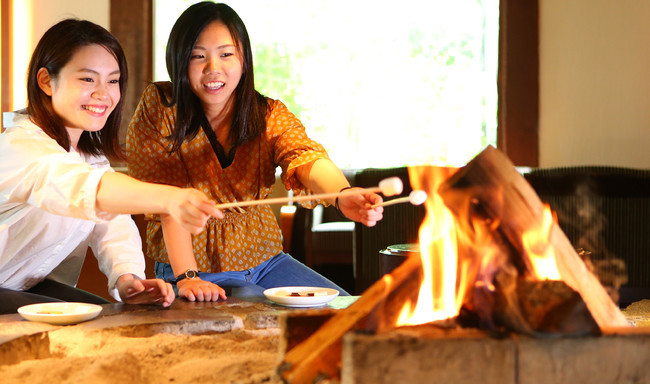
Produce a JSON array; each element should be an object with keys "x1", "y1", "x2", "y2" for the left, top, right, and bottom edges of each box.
[{"x1": 201, "y1": 124, "x2": 236, "y2": 169}]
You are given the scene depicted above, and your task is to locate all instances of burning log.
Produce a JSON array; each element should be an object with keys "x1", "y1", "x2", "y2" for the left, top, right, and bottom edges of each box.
[
  {"x1": 277, "y1": 309, "x2": 339, "y2": 356},
  {"x1": 279, "y1": 255, "x2": 423, "y2": 383},
  {"x1": 464, "y1": 260, "x2": 600, "y2": 335},
  {"x1": 437, "y1": 145, "x2": 628, "y2": 330},
  {"x1": 513, "y1": 279, "x2": 599, "y2": 334}
]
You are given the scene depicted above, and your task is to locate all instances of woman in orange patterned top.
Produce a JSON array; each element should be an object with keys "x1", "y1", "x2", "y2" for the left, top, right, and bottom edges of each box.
[{"x1": 126, "y1": 2, "x2": 384, "y2": 302}]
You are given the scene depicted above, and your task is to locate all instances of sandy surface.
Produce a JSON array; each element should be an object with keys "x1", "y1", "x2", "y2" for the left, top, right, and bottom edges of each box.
[
  {"x1": 0, "y1": 327, "x2": 283, "y2": 384},
  {"x1": 621, "y1": 299, "x2": 650, "y2": 326}
]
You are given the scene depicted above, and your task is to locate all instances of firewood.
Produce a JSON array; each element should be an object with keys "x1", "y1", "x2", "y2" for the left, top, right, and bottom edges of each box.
[
  {"x1": 279, "y1": 255, "x2": 423, "y2": 383},
  {"x1": 277, "y1": 309, "x2": 338, "y2": 356},
  {"x1": 438, "y1": 145, "x2": 629, "y2": 329},
  {"x1": 513, "y1": 279, "x2": 599, "y2": 335},
  {"x1": 463, "y1": 255, "x2": 599, "y2": 336}
]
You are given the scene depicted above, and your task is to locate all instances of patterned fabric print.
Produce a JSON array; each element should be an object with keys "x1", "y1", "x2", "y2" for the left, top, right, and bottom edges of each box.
[{"x1": 126, "y1": 82, "x2": 331, "y2": 272}]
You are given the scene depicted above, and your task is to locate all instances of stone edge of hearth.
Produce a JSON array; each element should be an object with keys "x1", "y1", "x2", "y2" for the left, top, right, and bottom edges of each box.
[{"x1": 341, "y1": 326, "x2": 650, "y2": 384}]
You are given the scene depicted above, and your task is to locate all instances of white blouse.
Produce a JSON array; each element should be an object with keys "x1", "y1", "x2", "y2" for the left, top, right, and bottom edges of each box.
[{"x1": 0, "y1": 112, "x2": 145, "y2": 300}]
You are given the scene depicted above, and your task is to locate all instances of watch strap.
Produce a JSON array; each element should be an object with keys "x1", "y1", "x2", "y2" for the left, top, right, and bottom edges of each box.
[{"x1": 174, "y1": 269, "x2": 200, "y2": 283}]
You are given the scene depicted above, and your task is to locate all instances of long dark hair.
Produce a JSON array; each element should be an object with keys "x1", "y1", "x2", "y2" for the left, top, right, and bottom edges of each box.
[
  {"x1": 26, "y1": 18, "x2": 128, "y2": 161},
  {"x1": 162, "y1": 1, "x2": 267, "y2": 152}
]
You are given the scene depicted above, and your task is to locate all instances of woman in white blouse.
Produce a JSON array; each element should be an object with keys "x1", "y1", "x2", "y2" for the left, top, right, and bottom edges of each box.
[{"x1": 0, "y1": 19, "x2": 223, "y2": 314}]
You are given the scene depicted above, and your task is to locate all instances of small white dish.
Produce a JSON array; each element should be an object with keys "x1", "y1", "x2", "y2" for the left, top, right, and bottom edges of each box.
[
  {"x1": 17, "y1": 302, "x2": 103, "y2": 325},
  {"x1": 264, "y1": 286, "x2": 339, "y2": 307}
]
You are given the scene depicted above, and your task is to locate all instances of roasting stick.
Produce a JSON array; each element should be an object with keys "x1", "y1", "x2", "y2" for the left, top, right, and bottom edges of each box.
[
  {"x1": 370, "y1": 190, "x2": 428, "y2": 209},
  {"x1": 214, "y1": 176, "x2": 403, "y2": 210}
]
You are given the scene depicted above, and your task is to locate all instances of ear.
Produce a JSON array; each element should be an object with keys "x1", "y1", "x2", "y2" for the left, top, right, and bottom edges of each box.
[{"x1": 36, "y1": 67, "x2": 53, "y2": 96}]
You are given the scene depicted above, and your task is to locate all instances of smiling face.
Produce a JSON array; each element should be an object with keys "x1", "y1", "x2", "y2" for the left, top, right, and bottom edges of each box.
[
  {"x1": 188, "y1": 20, "x2": 243, "y2": 118},
  {"x1": 38, "y1": 44, "x2": 121, "y2": 146}
]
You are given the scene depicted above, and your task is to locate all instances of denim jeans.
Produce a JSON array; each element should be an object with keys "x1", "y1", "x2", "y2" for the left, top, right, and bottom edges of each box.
[{"x1": 155, "y1": 252, "x2": 350, "y2": 301}]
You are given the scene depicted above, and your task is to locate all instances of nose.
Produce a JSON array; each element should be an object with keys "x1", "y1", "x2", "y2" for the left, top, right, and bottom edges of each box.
[
  {"x1": 203, "y1": 56, "x2": 220, "y2": 74},
  {"x1": 92, "y1": 83, "x2": 109, "y2": 100}
]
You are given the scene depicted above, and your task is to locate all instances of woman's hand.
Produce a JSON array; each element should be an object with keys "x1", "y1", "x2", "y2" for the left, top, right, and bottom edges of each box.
[
  {"x1": 337, "y1": 188, "x2": 384, "y2": 227},
  {"x1": 176, "y1": 278, "x2": 227, "y2": 302},
  {"x1": 165, "y1": 188, "x2": 224, "y2": 234},
  {"x1": 116, "y1": 274, "x2": 175, "y2": 307},
  {"x1": 294, "y1": 159, "x2": 383, "y2": 227}
]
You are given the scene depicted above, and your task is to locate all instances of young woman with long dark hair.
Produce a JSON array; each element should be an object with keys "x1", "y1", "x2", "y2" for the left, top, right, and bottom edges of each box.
[
  {"x1": 0, "y1": 19, "x2": 222, "y2": 314},
  {"x1": 127, "y1": 2, "x2": 384, "y2": 302}
]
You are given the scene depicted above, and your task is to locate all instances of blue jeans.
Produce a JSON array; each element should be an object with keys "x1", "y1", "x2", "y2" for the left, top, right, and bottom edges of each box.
[{"x1": 155, "y1": 252, "x2": 350, "y2": 301}]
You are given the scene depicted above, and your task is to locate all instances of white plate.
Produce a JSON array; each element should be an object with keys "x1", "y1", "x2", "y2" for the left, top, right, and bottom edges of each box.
[
  {"x1": 264, "y1": 286, "x2": 339, "y2": 307},
  {"x1": 17, "y1": 302, "x2": 103, "y2": 325}
]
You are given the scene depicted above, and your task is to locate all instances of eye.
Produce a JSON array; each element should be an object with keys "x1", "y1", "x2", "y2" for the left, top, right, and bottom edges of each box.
[
  {"x1": 190, "y1": 54, "x2": 205, "y2": 60},
  {"x1": 80, "y1": 77, "x2": 94, "y2": 82},
  {"x1": 221, "y1": 52, "x2": 234, "y2": 58},
  {"x1": 109, "y1": 79, "x2": 120, "y2": 84}
]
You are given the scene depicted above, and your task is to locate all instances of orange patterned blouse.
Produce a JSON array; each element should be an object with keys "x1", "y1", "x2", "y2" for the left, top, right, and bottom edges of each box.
[{"x1": 126, "y1": 82, "x2": 330, "y2": 272}]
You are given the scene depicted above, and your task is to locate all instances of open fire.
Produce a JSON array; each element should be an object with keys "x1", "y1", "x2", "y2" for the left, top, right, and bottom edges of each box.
[
  {"x1": 279, "y1": 146, "x2": 631, "y2": 383},
  {"x1": 397, "y1": 164, "x2": 564, "y2": 328},
  {"x1": 396, "y1": 166, "x2": 461, "y2": 326}
]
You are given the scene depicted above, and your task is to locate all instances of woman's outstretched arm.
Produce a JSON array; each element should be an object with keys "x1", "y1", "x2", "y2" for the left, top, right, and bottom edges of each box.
[{"x1": 96, "y1": 172, "x2": 223, "y2": 234}]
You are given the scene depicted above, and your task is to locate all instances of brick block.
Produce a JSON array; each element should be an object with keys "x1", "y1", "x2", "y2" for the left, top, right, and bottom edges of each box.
[{"x1": 341, "y1": 326, "x2": 515, "y2": 384}]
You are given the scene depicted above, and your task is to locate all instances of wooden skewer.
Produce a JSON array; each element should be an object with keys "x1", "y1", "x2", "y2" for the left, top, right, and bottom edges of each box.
[
  {"x1": 371, "y1": 196, "x2": 410, "y2": 208},
  {"x1": 371, "y1": 190, "x2": 428, "y2": 209},
  {"x1": 214, "y1": 177, "x2": 403, "y2": 210}
]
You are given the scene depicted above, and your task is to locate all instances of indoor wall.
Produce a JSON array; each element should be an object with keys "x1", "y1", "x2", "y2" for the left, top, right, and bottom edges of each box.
[{"x1": 539, "y1": 0, "x2": 650, "y2": 168}]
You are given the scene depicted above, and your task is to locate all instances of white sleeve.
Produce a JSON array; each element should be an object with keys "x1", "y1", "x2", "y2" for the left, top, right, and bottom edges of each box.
[
  {"x1": 89, "y1": 213, "x2": 147, "y2": 301},
  {"x1": 0, "y1": 125, "x2": 116, "y2": 222}
]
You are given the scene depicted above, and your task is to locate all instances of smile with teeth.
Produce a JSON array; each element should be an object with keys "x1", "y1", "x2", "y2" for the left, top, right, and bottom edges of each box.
[
  {"x1": 204, "y1": 81, "x2": 225, "y2": 90},
  {"x1": 83, "y1": 105, "x2": 108, "y2": 114}
]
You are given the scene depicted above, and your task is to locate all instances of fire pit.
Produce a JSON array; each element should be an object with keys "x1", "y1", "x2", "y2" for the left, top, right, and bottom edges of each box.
[{"x1": 279, "y1": 146, "x2": 639, "y2": 383}]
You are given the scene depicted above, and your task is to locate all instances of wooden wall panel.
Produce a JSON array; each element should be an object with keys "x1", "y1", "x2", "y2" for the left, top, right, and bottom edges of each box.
[
  {"x1": 109, "y1": 0, "x2": 153, "y2": 164},
  {"x1": 498, "y1": 0, "x2": 539, "y2": 166}
]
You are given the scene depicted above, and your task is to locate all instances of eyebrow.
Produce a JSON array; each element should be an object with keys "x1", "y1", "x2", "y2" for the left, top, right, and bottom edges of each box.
[
  {"x1": 193, "y1": 44, "x2": 236, "y2": 50},
  {"x1": 77, "y1": 68, "x2": 121, "y2": 76}
]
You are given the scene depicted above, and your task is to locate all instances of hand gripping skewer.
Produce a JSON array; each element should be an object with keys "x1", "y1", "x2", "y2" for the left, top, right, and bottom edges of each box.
[
  {"x1": 214, "y1": 177, "x2": 403, "y2": 210},
  {"x1": 370, "y1": 190, "x2": 428, "y2": 209}
]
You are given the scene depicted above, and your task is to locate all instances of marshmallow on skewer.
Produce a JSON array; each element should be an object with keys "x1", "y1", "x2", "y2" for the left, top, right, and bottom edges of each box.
[
  {"x1": 371, "y1": 190, "x2": 428, "y2": 208},
  {"x1": 377, "y1": 177, "x2": 403, "y2": 197},
  {"x1": 408, "y1": 190, "x2": 428, "y2": 205}
]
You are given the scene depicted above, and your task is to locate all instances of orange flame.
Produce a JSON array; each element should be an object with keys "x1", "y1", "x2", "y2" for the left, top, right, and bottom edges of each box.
[
  {"x1": 522, "y1": 204, "x2": 561, "y2": 280},
  {"x1": 396, "y1": 166, "x2": 465, "y2": 326},
  {"x1": 396, "y1": 167, "x2": 562, "y2": 327}
]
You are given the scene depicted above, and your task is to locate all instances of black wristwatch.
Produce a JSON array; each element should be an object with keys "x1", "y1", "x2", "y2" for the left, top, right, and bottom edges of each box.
[{"x1": 174, "y1": 269, "x2": 200, "y2": 283}]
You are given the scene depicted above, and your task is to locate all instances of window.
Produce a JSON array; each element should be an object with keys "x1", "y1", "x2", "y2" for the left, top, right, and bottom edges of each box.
[{"x1": 154, "y1": 0, "x2": 499, "y2": 168}]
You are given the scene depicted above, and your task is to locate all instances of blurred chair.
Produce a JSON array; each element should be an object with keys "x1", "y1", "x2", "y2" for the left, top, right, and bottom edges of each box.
[
  {"x1": 524, "y1": 166, "x2": 650, "y2": 307},
  {"x1": 353, "y1": 167, "x2": 425, "y2": 294},
  {"x1": 304, "y1": 204, "x2": 355, "y2": 267},
  {"x1": 283, "y1": 169, "x2": 357, "y2": 293}
]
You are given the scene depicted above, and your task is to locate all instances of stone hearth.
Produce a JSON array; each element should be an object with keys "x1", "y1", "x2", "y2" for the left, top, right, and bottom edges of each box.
[
  {"x1": 0, "y1": 297, "x2": 354, "y2": 384},
  {"x1": 1, "y1": 297, "x2": 649, "y2": 384}
]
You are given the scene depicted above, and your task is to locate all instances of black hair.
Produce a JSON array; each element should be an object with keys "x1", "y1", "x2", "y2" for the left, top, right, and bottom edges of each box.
[
  {"x1": 26, "y1": 18, "x2": 128, "y2": 161},
  {"x1": 161, "y1": 1, "x2": 267, "y2": 153}
]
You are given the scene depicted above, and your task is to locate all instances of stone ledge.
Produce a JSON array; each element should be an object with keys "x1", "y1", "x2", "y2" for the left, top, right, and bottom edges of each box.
[
  {"x1": 0, "y1": 296, "x2": 355, "y2": 367},
  {"x1": 341, "y1": 325, "x2": 650, "y2": 384}
]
